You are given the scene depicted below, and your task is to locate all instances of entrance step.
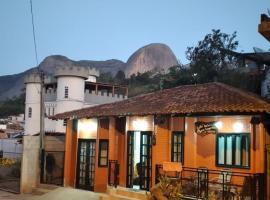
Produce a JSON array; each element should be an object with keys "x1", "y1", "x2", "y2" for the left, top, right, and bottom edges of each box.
[
  {"x1": 107, "y1": 187, "x2": 147, "y2": 200},
  {"x1": 32, "y1": 184, "x2": 59, "y2": 195}
]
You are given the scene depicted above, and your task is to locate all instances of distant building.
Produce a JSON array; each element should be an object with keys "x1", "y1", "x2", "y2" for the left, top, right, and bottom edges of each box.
[
  {"x1": 24, "y1": 66, "x2": 128, "y2": 135},
  {"x1": 9, "y1": 114, "x2": 24, "y2": 123}
]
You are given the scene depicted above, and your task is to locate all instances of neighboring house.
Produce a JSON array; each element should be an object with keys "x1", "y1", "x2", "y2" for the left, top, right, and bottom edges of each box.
[
  {"x1": 24, "y1": 66, "x2": 127, "y2": 135},
  {"x1": 9, "y1": 114, "x2": 24, "y2": 123},
  {"x1": 52, "y1": 82, "x2": 270, "y2": 199},
  {"x1": 259, "y1": 13, "x2": 270, "y2": 42}
]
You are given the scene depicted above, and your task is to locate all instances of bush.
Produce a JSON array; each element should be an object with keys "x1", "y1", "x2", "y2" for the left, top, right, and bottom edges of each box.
[{"x1": 147, "y1": 176, "x2": 183, "y2": 200}]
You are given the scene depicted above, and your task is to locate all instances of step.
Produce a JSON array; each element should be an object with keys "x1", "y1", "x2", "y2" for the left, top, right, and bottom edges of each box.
[
  {"x1": 115, "y1": 189, "x2": 147, "y2": 200},
  {"x1": 110, "y1": 194, "x2": 143, "y2": 200},
  {"x1": 31, "y1": 184, "x2": 59, "y2": 195},
  {"x1": 31, "y1": 187, "x2": 51, "y2": 195},
  {"x1": 39, "y1": 183, "x2": 60, "y2": 190},
  {"x1": 107, "y1": 186, "x2": 147, "y2": 200},
  {"x1": 99, "y1": 193, "x2": 110, "y2": 200}
]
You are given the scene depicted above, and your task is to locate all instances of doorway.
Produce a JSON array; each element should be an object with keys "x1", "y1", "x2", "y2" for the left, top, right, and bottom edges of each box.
[
  {"x1": 126, "y1": 131, "x2": 152, "y2": 190},
  {"x1": 76, "y1": 139, "x2": 96, "y2": 191}
]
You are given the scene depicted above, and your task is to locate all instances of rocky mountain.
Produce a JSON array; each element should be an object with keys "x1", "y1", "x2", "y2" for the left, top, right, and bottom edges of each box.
[
  {"x1": 0, "y1": 43, "x2": 178, "y2": 100},
  {"x1": 125, "y1": 43, "x2": 178, "y2": 77}
]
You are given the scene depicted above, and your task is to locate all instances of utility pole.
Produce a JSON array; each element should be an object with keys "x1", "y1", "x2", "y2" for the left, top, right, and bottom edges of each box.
[
  {"x1": 39, "y1": 70, "x2": 45, "y2": 183},
  {"x1": 29, "y1": 0, "x2": 45, "y2": 183}
]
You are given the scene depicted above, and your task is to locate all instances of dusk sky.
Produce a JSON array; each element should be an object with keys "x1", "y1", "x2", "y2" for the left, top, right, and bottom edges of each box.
[{"x1": 0, "y1": 0, "x2": 269, "y2": 76}]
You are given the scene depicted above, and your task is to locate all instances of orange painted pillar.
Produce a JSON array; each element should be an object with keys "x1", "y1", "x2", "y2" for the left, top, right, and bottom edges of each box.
[
  {"x1": 64, "y1": 119, "x2": 78, "y2": 187},
  {"x1": 109, "y1": 117, "x2": 117, "y2": 160}
]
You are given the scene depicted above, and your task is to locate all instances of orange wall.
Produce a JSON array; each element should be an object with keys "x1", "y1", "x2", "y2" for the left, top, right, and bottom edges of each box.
[
  {"x1": 183, "y1": 116, "x2": 265, "y2": 174},
  {"x1": 94, "y1": 119, "x2": 109, "y2": 192},
  {"x1": 64, "y1": 114, "x2": 268, "y2": 192},
  {"x1": 152, "y1": 117, "x2": 173, "y2": 185}
]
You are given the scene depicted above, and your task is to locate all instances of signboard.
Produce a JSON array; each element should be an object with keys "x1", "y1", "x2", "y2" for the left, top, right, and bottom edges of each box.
[{"x1": 195, "y1": 121, "x2": 217, "y2": 136}]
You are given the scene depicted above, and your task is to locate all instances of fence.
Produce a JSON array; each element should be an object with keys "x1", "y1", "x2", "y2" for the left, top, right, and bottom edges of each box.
[
  {"x1": 108, "y1": 160, "x2": 119, "y2": 187},
  {"x1": 0, "y1": 139, "x2": 22, "y2": 193},
  {"x1": 156, "y1": 165, "x2": 265, "y2": 200}
]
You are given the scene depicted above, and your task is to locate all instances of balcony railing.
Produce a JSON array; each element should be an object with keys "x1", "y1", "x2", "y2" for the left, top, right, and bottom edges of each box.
[
  {"x1": 156, "y1": 165, "x2": 265, "y2": 200},
  {"x1": 108, "y1": 160, "x2": 119, "y2": 188}
]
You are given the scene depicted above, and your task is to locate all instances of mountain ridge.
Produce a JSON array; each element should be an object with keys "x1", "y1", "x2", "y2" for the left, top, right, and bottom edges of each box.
[{"x1": 0, "y1": 43, "x2": 178, "y2": 100}]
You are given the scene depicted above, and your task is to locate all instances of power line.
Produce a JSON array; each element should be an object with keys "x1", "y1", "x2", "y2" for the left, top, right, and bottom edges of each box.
[{"x1": 29, "y1": 0, "x2": 39, "y2": 67}]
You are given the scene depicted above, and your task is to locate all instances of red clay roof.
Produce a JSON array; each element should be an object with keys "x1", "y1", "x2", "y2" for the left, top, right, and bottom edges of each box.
[{"x1": 51, "y1": 82, "x2": 270, "y2": 120}]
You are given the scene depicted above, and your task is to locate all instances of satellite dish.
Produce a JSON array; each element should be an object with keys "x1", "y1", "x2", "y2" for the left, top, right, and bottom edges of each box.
[{"x1": 253, "y1": 47, "x2": 265, "y2": 53}]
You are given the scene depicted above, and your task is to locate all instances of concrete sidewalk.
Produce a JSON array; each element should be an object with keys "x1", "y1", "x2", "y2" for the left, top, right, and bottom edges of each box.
[
  {"x1": 0, "y1": 190, "x2": 36, "y2": 200},
  {"x1": 35, "y1": 187, "x2": 102, "y2": 200},
  {"x1": 0, "y1": 187, "x2": 103, "y2": 200}
]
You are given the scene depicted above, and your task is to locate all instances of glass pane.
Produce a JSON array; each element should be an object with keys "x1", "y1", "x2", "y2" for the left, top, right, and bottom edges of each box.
[
  {"x1": 218, "y1": 136, "x2": 225, "y2": 165},
  {"x1": 242, "y1": 136, "x2": 249, "y2": 167},
  {"x1": 174, "y1": 135, "x2": 177, "y2": 141},
  {"x1": 101, "y1": 150, "x2": 107, "y2": 157},
  {"x1": 174, "y1": 144, "x2": 178, "y2": 152},
  {"x1": 226, "y1": 136, "x2": 233, "y2": 165},
  {"x1": 173, "y1": 153, "x2": 177, "y2": 162},
  {"x1": 100, "y1": 158, "x2": 107, "y2": 166},
  {"x1": 100, "y1": 142, "x2": 107, "y2": 150},
  {"x1": 235, "y1": 135, "x2": 241, "y2": 165}
]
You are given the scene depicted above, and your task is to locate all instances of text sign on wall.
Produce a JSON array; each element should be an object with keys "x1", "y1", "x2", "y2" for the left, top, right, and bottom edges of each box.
[{"x1": 195, "y1": 121, "x2": 217, "y2": 136}]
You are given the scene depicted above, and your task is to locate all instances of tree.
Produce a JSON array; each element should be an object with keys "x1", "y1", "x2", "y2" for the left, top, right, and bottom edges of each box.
[
  {"x1": 97, "y1": 72, "x2": 114, "y2": 84},
  {"x1": 186, "y1": 29, "x2": 240, "y2": 83},
  {"x1": 0, "y1": 93, "x2": 25, "y2": 118},
  {"x1": 114, "y1": 70, "x2": 126, "y2": 84}
]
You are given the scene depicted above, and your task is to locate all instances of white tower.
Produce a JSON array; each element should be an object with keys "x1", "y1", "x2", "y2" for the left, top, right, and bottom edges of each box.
[
  {"x1": 24, "y1": 73, "x2": 42, "y2": 135},
  {"x1": 54, "y1": 66, "x2": 99, "y2": 132}
]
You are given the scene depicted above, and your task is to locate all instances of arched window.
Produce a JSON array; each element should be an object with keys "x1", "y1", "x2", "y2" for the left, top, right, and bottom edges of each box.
[
  {"x1": 28, "y1": 107, "x2": 32, "y2": 118},
  {"x1": 64, "y1": 86, "x2": 69, "y2": 98}
]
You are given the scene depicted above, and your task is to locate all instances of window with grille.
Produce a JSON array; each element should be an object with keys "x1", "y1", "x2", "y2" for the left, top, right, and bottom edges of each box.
[
  {"x1": 171, "y1": 131, "x2": 184, "y2": 163},
  {"x1": 216, "y1": 133, "x2": 250, "y2": 168},
  {"x1": 64, "y1": 86, "x2": 68, "y2": 98},
  {"x1": 98, "y1": 139, "x2": 109, "y2": 167},
  {"x1": 28, "y1": 107, "x2": 32, "y2": 118}
]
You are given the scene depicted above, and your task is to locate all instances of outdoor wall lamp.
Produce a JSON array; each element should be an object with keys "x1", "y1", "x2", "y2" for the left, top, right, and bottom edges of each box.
[
  {"x1": 233, "y1": 122, "x2": 244, "y2": 133},
  {"x1": 132, "y1": 119, "x2": 148, "y2": 131},
  {"x1": 214, "y1": 121, "x2": 223, "y2": 130},
  {"x1": 78, "y1": 118, "x2": 97, "y2": 133}
]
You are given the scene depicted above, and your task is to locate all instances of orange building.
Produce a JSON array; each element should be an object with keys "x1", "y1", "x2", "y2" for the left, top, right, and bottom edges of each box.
[{"x1": 52, "y1": 82, "x2": 270, "y2": 199}]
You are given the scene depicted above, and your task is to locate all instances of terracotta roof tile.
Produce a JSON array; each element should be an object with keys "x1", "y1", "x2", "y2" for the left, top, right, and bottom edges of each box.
[{"x1": 51, "y1": 82, "x2": 270, "y2": 120}]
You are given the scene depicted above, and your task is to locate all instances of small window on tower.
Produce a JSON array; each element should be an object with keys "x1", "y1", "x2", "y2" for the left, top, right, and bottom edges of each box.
[
  {"x1": 64, "y1": 86, "x2": 68, "y2": 98},
  {"x1": 63, "y1": 119, "x2": 67, "y2": 126},
  {"x1": 28, "y1": 107, "x2": 32, "y2": 118}
]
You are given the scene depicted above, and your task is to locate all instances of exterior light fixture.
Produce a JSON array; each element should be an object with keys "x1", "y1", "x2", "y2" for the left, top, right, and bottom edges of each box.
[
  {"x1": 233, "y1": 122, "x2": 244, "y2": 133},
  {"x1": 214, "y1": 121, "x2": 223, "y2": 130},
  {"x1": 78, "y1": 119, "x2": 97, "y2": 133},
  {"x1": 132, "y1": 119, "x2": 148, "y2": 131}
]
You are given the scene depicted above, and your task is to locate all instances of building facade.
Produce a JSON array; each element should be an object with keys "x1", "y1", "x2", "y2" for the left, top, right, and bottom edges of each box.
[
  {"x1": 53, "y1": 82, "x2": 270, "y2": 199},
  {"x1": 24, "y1": 66, "x2": 127, "y2": 135}
]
